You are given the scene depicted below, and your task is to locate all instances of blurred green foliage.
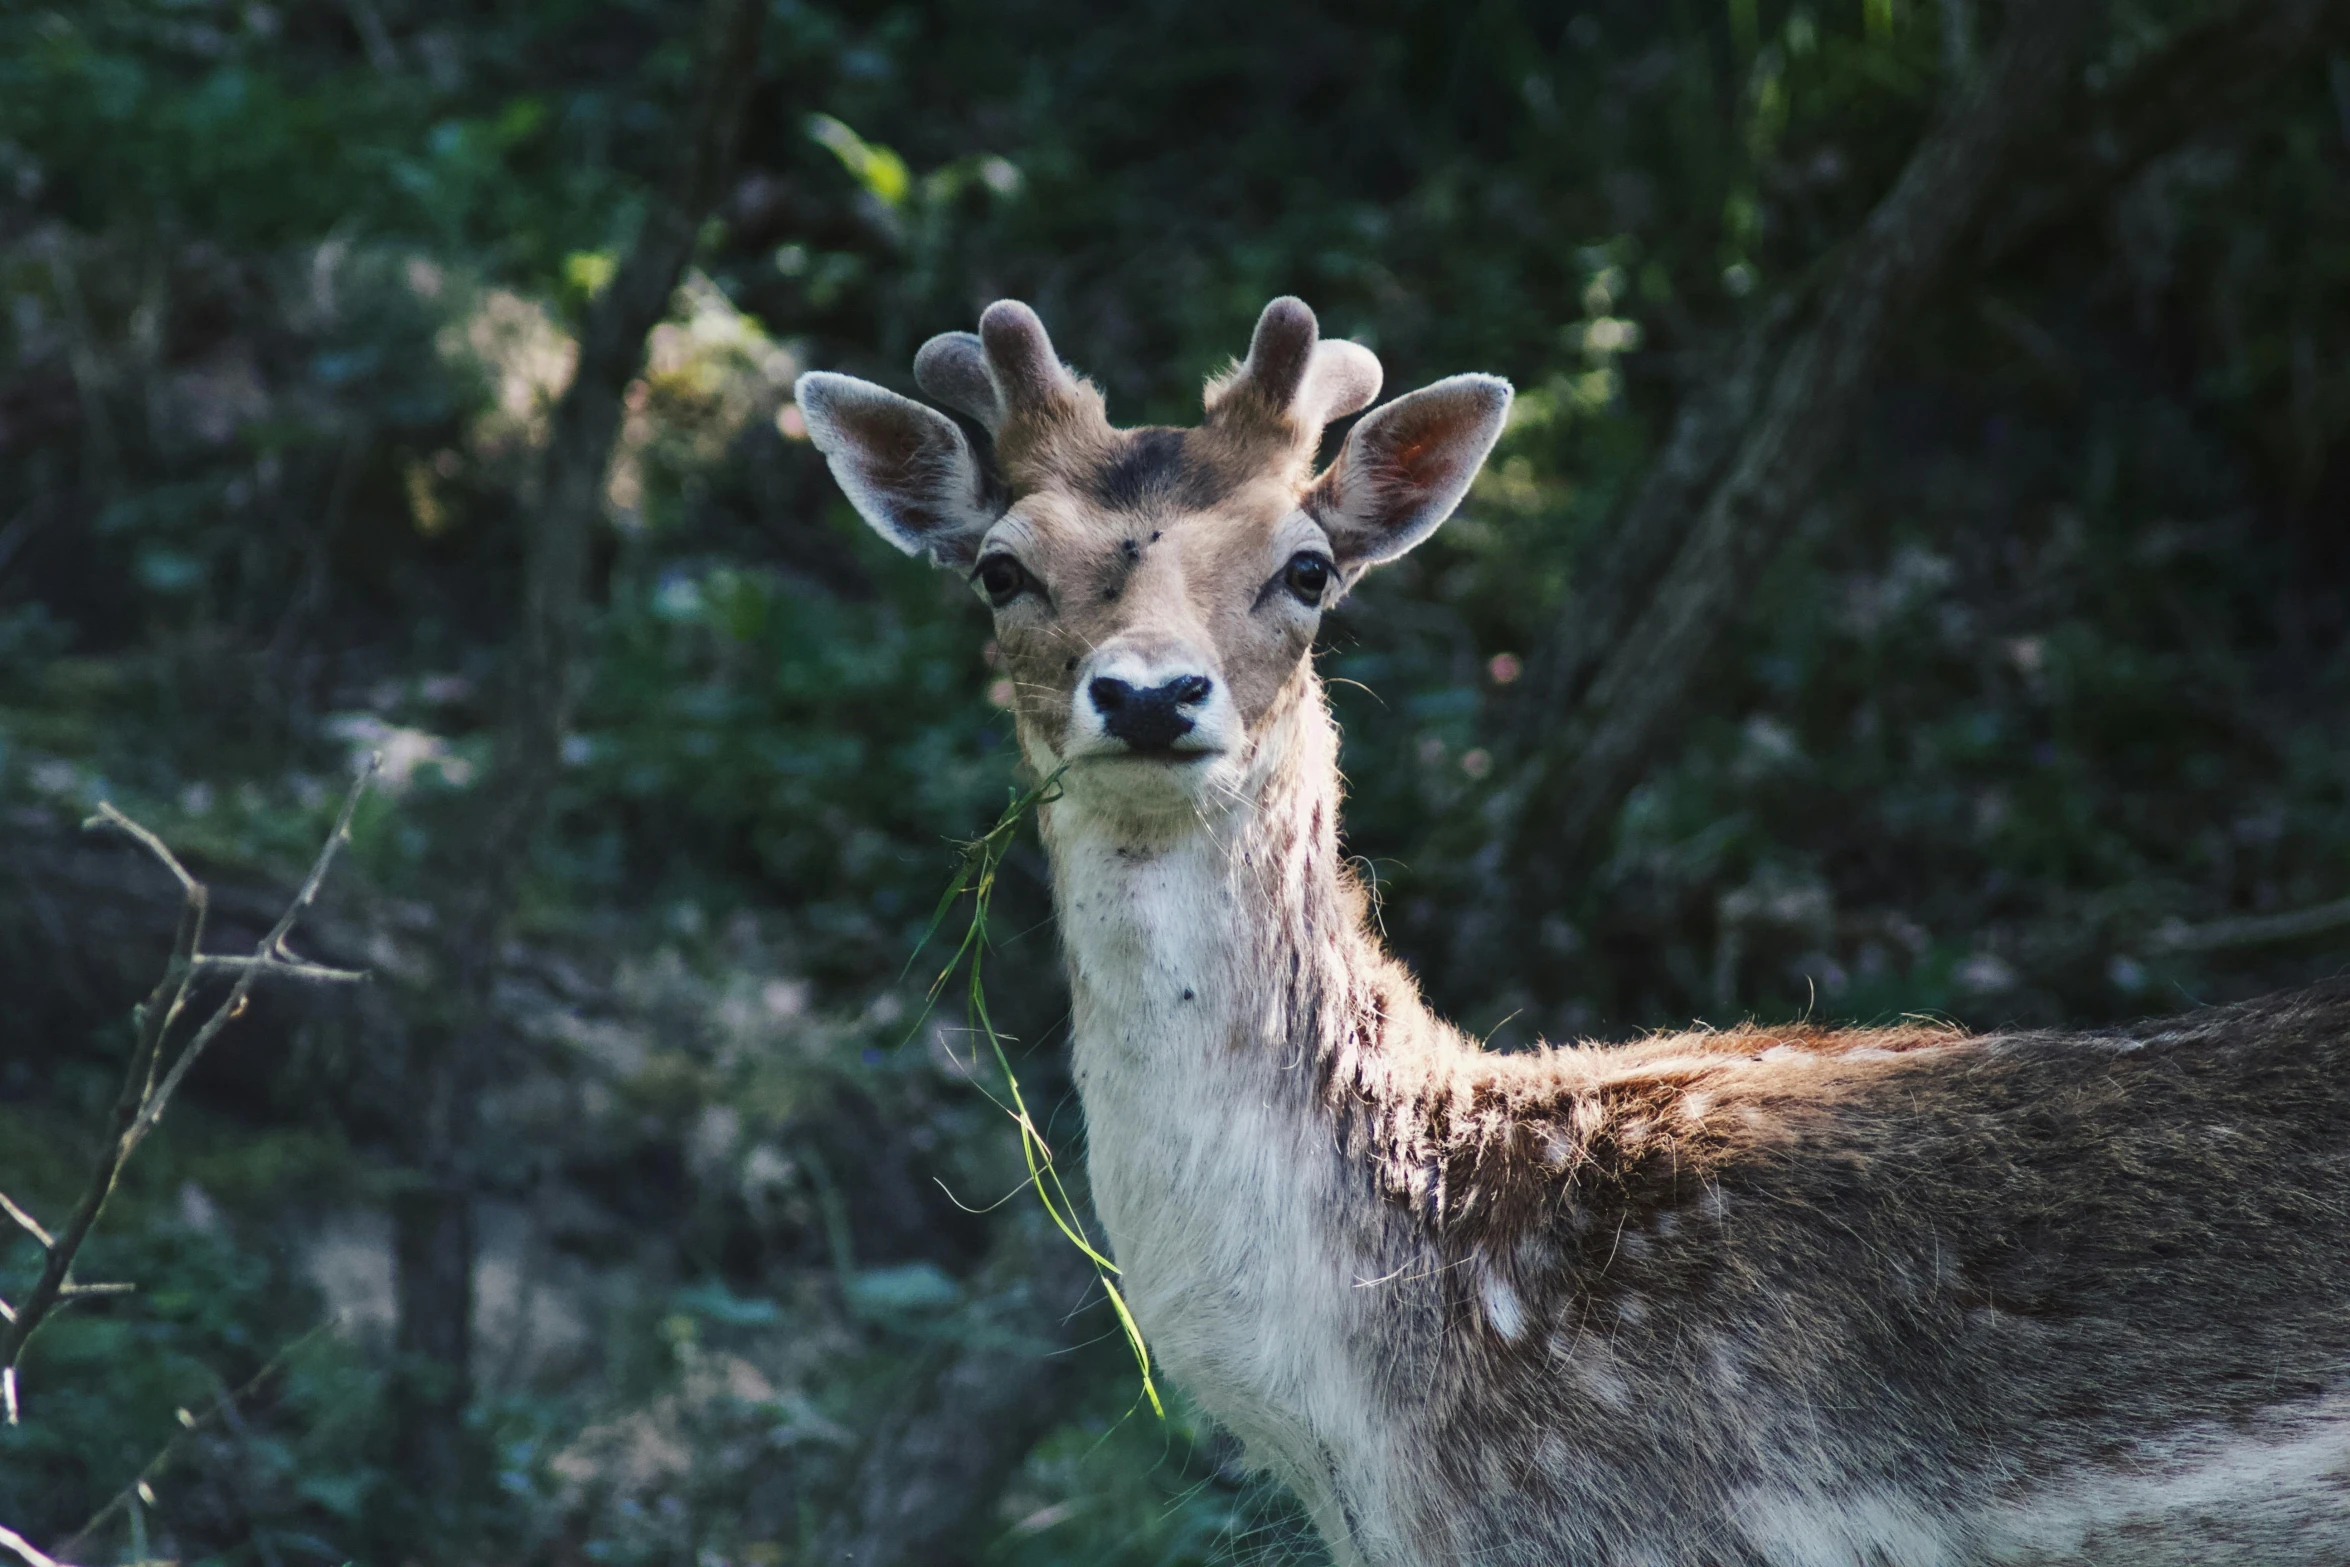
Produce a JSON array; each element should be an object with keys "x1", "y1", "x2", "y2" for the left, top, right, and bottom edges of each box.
[{"x1": 1, "y1": 0, "x2": 2346, "y2": 1562}]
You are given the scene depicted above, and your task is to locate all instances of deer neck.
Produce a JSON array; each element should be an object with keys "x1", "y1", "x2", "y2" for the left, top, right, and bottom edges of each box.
[
  {"x1": 1038, "y1": 670, "x2": 1381, "y2": 1135},
  {"x1": 1035, "y1": 672, "x2": 1439, "y2": 1557}
]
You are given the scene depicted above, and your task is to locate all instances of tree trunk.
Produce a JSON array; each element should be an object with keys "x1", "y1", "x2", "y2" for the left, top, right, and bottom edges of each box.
[
  {"x1": 388, "y1": 1181, "x2": 475, "y2": 1501},
  {"x1": 1511, "y1": 0, "x2": 2096, "y2": 874},
  {"x1": 1481, "y1": 0, "x2": 2345, "y2": 944},
  {"x1": 385, "y1": 0, "x2": 769, "y2": 1509}
]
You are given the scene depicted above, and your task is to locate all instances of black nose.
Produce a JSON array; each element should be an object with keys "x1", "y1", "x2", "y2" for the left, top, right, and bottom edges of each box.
[{"x1": 1088, "y1": 675, "x2": 1214, "y2": 751}]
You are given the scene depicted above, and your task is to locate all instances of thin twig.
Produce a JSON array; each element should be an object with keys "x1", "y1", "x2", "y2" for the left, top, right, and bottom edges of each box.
[
  {"x1": 0, "y1": 760, "x2": 377, "y2": 1419},
  {"x1": 82, "y1": 804, "x2": 200, "y2": 897},
  {"x1": 191, "y1": 953, "x2": 368, "y2": 985},
  {"x1": 0, "y1": 822, "x2": 211, "y2": 1401},
  {"x1": 87, "y1": 802, "x2": 213, "y2": 1122},
  {"x1": 129, "y1": 753, "x2": 380, "y2": 1150},
  {"x1": 55, "y1": 1320, "x2": 338, "y2": 1562},
  {"x1": 0, "y1": 1524, "x2": 72, "y2": 1567},
  {"x1": 0, "y1": 1194, "x2": 53, "y2": 1250}
]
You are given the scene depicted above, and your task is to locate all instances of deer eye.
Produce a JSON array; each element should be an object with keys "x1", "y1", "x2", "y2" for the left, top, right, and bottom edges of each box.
[
  {"x1": 974, "y1": 555, "x2": 1032, "y2": 608},
  {"x1": 1284, "y1": 552, "x2": 1333, "y2": 606}
]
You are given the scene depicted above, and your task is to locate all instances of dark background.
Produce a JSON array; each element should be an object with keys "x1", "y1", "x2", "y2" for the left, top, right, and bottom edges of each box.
[{"x1": 2, "y1": 0, "x2": 2346, "y2": 1562}]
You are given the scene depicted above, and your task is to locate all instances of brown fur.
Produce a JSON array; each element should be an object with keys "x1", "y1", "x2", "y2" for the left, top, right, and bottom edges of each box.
[
  {"x1": 797, "y1": 298, "x2": 2350, "y2": 1566},
  {"x1": 982, "y1": 476, "x2": 1316, "y2": 757}
]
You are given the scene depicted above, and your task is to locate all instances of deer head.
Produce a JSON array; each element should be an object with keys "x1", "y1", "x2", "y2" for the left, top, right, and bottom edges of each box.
[{"x1": 794, "y1": 297, "x2": 1510, "y2": 823}]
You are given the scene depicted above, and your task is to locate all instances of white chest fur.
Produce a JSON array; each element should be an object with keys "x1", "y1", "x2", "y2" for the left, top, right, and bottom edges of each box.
[{"x1": 1047, "y1": 802, "x2": 1404, "y2": 1565}]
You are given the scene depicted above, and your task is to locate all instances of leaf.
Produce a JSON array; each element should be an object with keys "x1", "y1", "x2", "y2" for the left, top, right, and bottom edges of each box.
[
  {"x1": 806, "y1": 113, "x2": 910, "y2": 208},
  {"x1": 893, "y1": 767, "x2": 1163, "y2": 1415}
]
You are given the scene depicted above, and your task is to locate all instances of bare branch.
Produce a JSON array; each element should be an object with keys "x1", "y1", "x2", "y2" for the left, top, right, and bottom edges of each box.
[
  {"x1": 0, "y1": 1523, "x2": 74, "y2": 1567},
  {"x1": 0, "y1": 762, "x2": 377, "y2": 1418},
  {"x1": 87, "y1": 800, "x2": 212, "y2": 1109},
  {"x1": 129, "y1": 753, "x2": 379, "y2": 1150},
  {"x1": 0, "y1": 1194, "x2": 52, "y2": 1251},
  {"x1": 191, "y1": 953, "x2": 369, "y2": 985},
  {"x1": 272, "y1": 754, "x2": 381, "y2": 940},
  {"x1": 2, "y1": 815, "x2": 212, "y2": 1411},
  {"x1": 54, "y1": 1319, "x2": 335, "y2": 1563},
  {"x1": 80, "y1": 803, "x2": 199, "y2": 898}
]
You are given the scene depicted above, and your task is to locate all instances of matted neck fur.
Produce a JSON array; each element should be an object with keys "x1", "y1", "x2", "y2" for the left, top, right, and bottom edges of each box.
[{"x1": 796, "y1": 299, "x2": 2350, "y2": 1567}]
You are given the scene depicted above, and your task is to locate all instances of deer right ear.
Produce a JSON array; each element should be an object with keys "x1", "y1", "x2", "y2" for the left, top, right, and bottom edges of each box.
[
  {"x1": 793, "y1": 372, "x2": 998, "y2": 567},
  {"x1": 1306, "y1": 374, "x2": 1512, "y2": 577}
]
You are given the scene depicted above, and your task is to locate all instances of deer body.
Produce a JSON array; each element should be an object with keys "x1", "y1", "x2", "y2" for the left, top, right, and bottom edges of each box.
[{"x1": 796, "y1": 297, "x2": 2350, "y2": 1565}]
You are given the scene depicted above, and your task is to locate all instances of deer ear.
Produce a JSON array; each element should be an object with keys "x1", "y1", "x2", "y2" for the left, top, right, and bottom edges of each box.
[
  {"x1": 794, "y1": 372, "x2": 999, "y2": 567},
  {"x1": 1307, "y1": 374, "x2": 1511, "y2": 574}
]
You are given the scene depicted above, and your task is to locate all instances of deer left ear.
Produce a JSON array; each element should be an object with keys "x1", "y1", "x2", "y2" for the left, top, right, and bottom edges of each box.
[
  {"x1": 793, "y1": 371, "x2": 999, "y2": 567},
  {"x1": 1306, "y1": 374, "x2": 1512, "y2": 575}
]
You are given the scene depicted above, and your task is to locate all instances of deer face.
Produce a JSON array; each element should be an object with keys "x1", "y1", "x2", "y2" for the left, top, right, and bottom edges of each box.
[{"x1": 796, "y1": 298, "x2": 1509, "y2": 820}]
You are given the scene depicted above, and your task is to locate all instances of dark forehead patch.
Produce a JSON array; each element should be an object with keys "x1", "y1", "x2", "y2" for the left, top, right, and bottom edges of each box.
[{"x1": 1088, "y1": 426, "x2": 1240, "y2": 512}]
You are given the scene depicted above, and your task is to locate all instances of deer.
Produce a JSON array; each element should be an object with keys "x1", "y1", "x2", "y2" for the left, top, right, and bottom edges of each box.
[{"x1": 793, "y1": 297, "x2": 2350, "y2": 1567}]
